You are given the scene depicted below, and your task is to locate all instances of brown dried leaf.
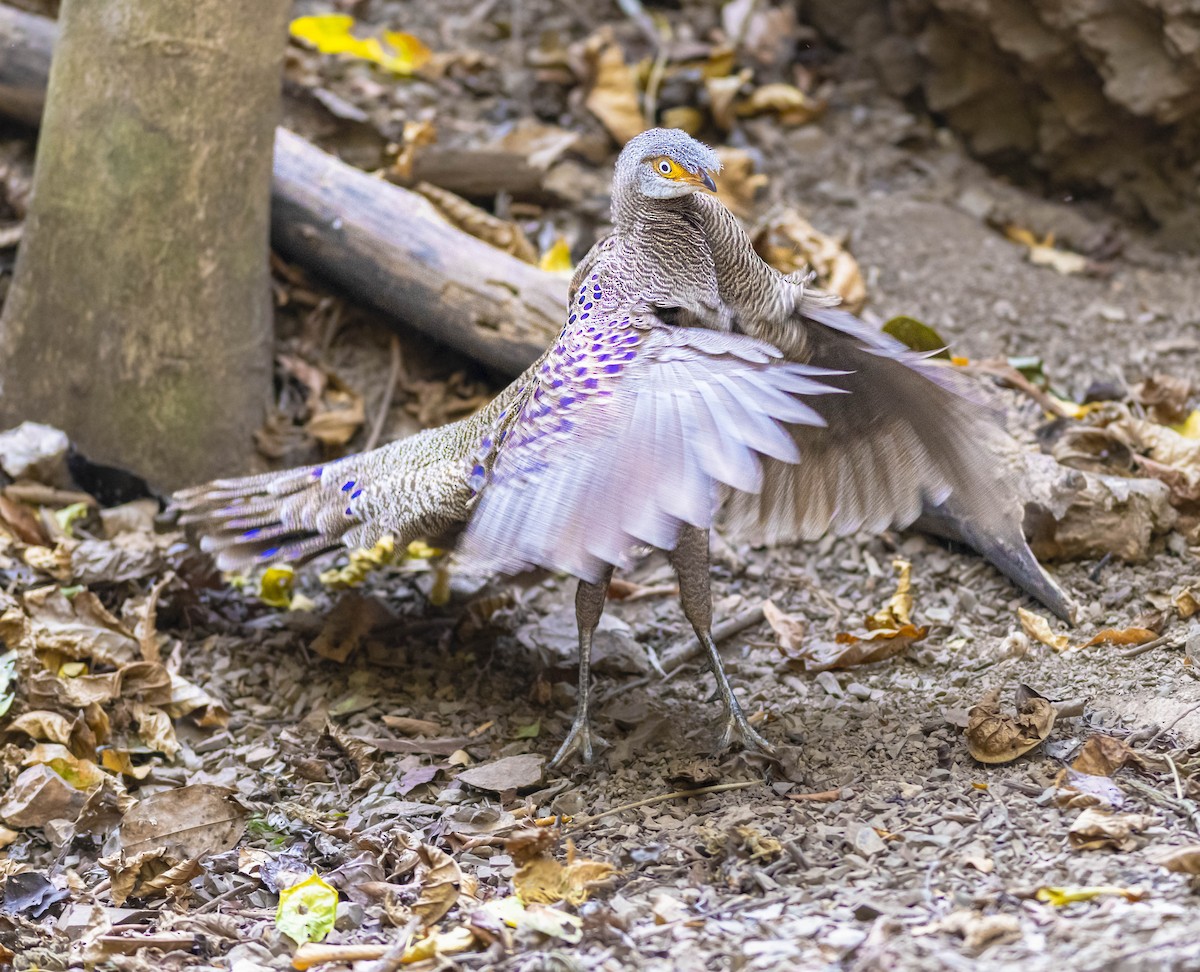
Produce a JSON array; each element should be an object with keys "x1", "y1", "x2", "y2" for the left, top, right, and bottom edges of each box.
[
  {"x1": 704, "y1": 68, "x2": 752, "y2": 131},
  {"x1": 736, "y1": 82, "x2": 825, "y2": 125},
  {"x1": 714, "y1": 147, "x2": 768, "y2": 217},
  {"x1": 1132, "y1": 374, "x2": 1192, "y2": 426},
  {"x1": 415, "y1": 182, "x2": 537, "y2": 263},
  {"x1": 311, "y1": 593, "x2": 393, "y2": 663},
  {"x1": 120, "y1": 784, "x2": 245, "y2": 860},
  {"x1": 1154, "y1": 844, "x2": 1200, "y2": 874},
  {"x1": 513, "y1": 843, "x2": 616, "y2": 906},
  {"x1": 505, "y1": 827, "x2": 558, "y2": 866},
  {"x1": 752, "y1": 209, "x2": 866, "y2": 312},
  {"x1": 762, "y1": 599, "x2": 805, "y2": 655},
  {"x1": 582, "y1": 31, "x2": 643, "y2": 145},
  {"x1": 1175, "y1": 586, "x2": 1200, "y2": 620},
  {"x1": 1, "y1": 585, "x2": 140, "y2": 667},
  {"x1": 457, "y1": 753, "x2": 544, "y2": 792},
  {"x1": 1080, "y1": 627, "x2": 1158, "y2": 649},
  {"x1": 1068, "y1": 807, "x2": 1155, "y2": 852},
  {"x1": 1018, "y1": 608, "x2": 1070, "y2": 651},
  {"x1": 795, "y1": 625, "x2": 926, "y2": 673},
  {"x1": 395, "y1": 833, "x2": 462, "y2": 929},
  {"x1": 965, "y1": 687, "x2": 1055, "y2": 764},
  {"x1": 1071, "y1": 734, "x2": 1133, "y2": 777}
]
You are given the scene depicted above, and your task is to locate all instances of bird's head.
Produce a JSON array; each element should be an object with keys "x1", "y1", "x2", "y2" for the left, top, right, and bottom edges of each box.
[{"x1": 614, "y1": 128, "x2": 721, "y2": 203}]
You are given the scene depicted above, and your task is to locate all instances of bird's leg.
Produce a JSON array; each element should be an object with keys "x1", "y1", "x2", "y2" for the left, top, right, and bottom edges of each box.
[
  {"x1": 549, "y1": 566, "x2": 614, "y2": 767},
  {"x1": 668, "y1": 524, "x2": 775, "y2": 755}
]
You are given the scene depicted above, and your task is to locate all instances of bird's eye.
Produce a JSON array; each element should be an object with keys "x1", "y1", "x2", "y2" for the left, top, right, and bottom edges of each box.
[{"x1": 657, "y1": 160, "x2": 673, "y2": 175}]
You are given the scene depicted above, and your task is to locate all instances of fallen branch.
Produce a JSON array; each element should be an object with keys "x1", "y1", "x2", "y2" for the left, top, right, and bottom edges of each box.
[{"x1": 0, "y1": 4, "x2": 564, "y2": 378}]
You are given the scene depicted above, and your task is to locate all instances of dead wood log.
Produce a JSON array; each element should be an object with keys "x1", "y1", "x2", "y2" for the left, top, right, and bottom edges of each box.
[
  {"x1": 0, "y1": 4, "x2": 564, "y2": 378},
  {"x1": 271, "y1": 130, "x2": 563, "y2": 376}
]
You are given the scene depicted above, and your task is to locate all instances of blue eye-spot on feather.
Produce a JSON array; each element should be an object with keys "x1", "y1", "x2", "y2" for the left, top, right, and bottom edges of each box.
[
  {"x1": 243, "y1": 528, "x2": 261, "y2": 538},
  {"x1": 341, "y1": 480, "x2": 355, "y2": 492},
  {"x1": 262, "y1": 547, "x2": 280, "y2": 559}
]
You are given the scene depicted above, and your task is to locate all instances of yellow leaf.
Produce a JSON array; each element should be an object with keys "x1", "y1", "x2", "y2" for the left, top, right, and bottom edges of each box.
[
  {"x1": 513, "y1": 844, "x2": 616, "y2": 906},
  {"x1": 1035, "y1": 885, "x2": 1144, "y2": 907},
  {"x1": 289, "y1": 15, "x2": 430, "y2": 76},
  {"x1": 276, "y1": 873, "x2": 338, "y2": 946},
  {"x1": 258, "y1": 565, "x2": 295, "y2": 609},
  {"x1": 1018, "y1": 607, "x2": 1070, "y2": 651},
  {"x1": 538, "y1": 238, "x2": 574, "y2": 274},
  {"x1": 1080, "y1": 627, "x2": 1158, "y2": 649},
  {"x1": 1171, "y1": 410, "x2": 1200, "y2": 439},
  {"x1": 54, "y1": 502, "x2": 90, "y2": 537}
]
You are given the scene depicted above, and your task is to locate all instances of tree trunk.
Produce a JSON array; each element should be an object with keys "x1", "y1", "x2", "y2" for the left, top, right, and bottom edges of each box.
[{"x1": 0, "y1": 0, "x2": 289, "y2": 490}]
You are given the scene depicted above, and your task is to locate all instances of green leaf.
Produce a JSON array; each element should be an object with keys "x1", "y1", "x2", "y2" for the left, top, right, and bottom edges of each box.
[
  {"x1": 54, "y1": 502, "x2": 90, "y2": 538},
  {"x1": 514, "y1": 720, "x2": 541, "y2": 739},
  {"x1": 276, "y1": 872, "x2": 339, "y2": 946},
  {"x1": 882, "y1": 316, "x2": 950, "y2": 358}
]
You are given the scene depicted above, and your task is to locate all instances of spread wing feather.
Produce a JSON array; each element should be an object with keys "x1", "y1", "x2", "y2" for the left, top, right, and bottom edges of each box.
[{"x1": 459, "y1": 306, "x2": 843, "y2": 582}]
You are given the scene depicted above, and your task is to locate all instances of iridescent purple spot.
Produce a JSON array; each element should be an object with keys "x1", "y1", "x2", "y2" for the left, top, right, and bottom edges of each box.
[
  {"x1": 624, "y1": 334, "x2": 638, "y2": 343},
  {"x1": 559, "y1": 396, "x2": 576, "y2": 407},
  {"x1": 584, "y1": 378, "x2": 599, "y2": 389},
  {"x1": 622, "y1": 351, "x2": 636, "y2": 360},
  {"x1": 311, "y1": 467, "x2": 323, "y2": 479},
  {"x1": 262, "y1": 547, "x2": 280, "y2": 559},
  {"x1": 481, "y1": 437, "x2": 493, "y2": 449},
  {"x1": 605, "y1": 363, "x2": 622, "y2": 374},
  {"x1": 345, "y1": 507, "x2": 353, "y2": 516},
  {"x1": 581, "y1": 313, "x2": 589, "y2": 320},
  {"x1": 243, "y1": 528, "x2": 261, "y2": 538},
  {"x1": 498, "y1": 430, "x2": 506, "y2": 443},
  {"x1": 577, "y1": 295, "x2": 585, "y2": 305},
  {"x1": 568, "y1": 314, "x2": 576, "y2": 324},
  {"x1": 575, "y1": 366, "x2": 588, "y2": 377},
  {"x1": 598, "y1": 353, "x2": 611, "y2": 362},
  {"x1": 341, "y1": 480, "x2": 355, "y2": 492},
  {"x1": 590, "y1": 273, "x2": 598, "y2": 280},
  {"x1": 551, "y1": 378, "x2": 564, "y2": 388},
  {"x1": 591, "y1": 343, "x2": 602, "y2": 352},
  {"x1": 472, "y1": 464, "x2": 485, "y2": 478},
  {"x1": 351, "y1": 489, "x2": 363, "y2": 499},
  {"x1": 583, "y1": 302, "x2": 593, "y2": 310}
]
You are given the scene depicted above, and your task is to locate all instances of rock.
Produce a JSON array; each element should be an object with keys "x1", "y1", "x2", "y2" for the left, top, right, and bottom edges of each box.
[
  {"x1": 0, "y1": 421, "x2": 71, "y2": 486},
  {"x1": 457, "y1": 754, "x2": 545, "y2": 793}
]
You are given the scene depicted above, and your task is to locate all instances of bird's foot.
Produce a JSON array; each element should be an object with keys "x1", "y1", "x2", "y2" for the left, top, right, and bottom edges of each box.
[
  {"x1": 549, "y1": 715, "x2": 608, "y2": 768},
  {"x1": 716, "y1": 704, "x2": 776, "y2": 757}
]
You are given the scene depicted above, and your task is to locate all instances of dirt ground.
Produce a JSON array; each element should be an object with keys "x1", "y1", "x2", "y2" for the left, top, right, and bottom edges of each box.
[{"x1": 5, "y1": 1, "x2": 1200, "y2": 970}]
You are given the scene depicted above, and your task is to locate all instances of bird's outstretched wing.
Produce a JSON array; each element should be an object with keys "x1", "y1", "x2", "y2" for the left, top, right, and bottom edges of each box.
[
  {"x1": 722, "y1": 302, "x2": 1010, "y2": 542},
  {"x1": 458, "y1": 303, "x2": 843, "y2": 581}
]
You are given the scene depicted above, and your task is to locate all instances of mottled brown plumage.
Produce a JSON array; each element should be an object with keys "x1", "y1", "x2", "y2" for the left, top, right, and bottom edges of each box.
[
  {"x1": 173, "y1": 129, "x2": 852, "y2": 765},
  {"x1": 577, "y1": 129, "x2": 1072, "y2": 623}
]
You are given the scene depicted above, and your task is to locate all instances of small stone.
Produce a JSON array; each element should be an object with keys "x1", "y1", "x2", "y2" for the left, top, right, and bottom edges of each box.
[
  {"x1": 852, "y1": 825, "x2": 887, "y2": 858},
  {"x1": 815, "y1": 671, "x2": 843, "y2": 698},
  {"x1": 457, "y1": 754, "x2": 544, "y2": 792},
  {"x1": 847, "y1": 682, "x2": 872, "y2": 700}
]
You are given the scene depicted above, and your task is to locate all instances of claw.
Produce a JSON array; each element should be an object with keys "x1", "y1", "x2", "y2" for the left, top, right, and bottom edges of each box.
[
  {"x1": 549, "y1": 714, "x2": 608, "y2": 768},
  {"x1": 715, "y1": 705, "x2": 776, "y2": 756}
]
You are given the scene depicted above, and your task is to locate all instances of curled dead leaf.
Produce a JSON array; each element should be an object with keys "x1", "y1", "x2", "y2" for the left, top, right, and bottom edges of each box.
[
  {"x1": 736, "y1": 82, "x2": 824, "y2": 126},
  {"x1": 581, "y1": 31, "x2": 643, "y2": 145},
  {"x1": 1175, "y1": 586, "x2": 1199, "y2": 620},
  {"x1": 1071, "y1": 734, "x2": 1133, "y2": 777},
  {"x1": 753, "y1": 209, "x2": 865, "y2": 312},
  {"x1": 513, "y1": 842, "x2": 616, "y2": 906},
  {"x1": 1153, "y1": 844, "x2": 1200, "y2": 874},
  {"x1": 1068, "y1": 807, "x2": 1156, "y2": 852},
  {"x1": 965, "y1": 687, "x2": 1055, "y2": 764},
  {"x1": 1081, "y1": 626, "x2": 1158, "y2": 649},
  {"x1": 762, "y1": 599, "x2": 805, "y2": 656},
  {"x1": 1018, "y1": 608, "x2": 1070, "y2": 651},
  {"x1": 714, "y1": 147, "x2": 768, "y2": 217}
]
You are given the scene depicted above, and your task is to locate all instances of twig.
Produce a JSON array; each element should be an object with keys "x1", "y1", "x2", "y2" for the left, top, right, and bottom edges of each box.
[
  {"x1": 566, "y1": 780, "x2": 759, "y2": 831},
  {"x1": 1120, "y1": 633, "x2": 1180, "y2": 659},
  {"x1": 364, "y1": 333, "x2": 404, "y2": 452},
  {"x1": 1165, "y1": 753, "x2": 1185, "y2": 802},
  {"x1": 1146, "y1": 699, "x2": 1200, "y2": 747},
  {"x1": 292, "y1": 943, "x2": 390, "y2": 970},
  {"x1": 967, "y1": 359, "x2": 1070, "y2": 419},
  {"x1": 661, "y1": 604, "x2": 766, "y2": 673}
]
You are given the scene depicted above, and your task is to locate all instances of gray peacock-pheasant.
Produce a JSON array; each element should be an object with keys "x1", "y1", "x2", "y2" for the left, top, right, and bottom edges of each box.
[{"x1": 174, "y1": 128, "x2": 1061, "y2": 768}]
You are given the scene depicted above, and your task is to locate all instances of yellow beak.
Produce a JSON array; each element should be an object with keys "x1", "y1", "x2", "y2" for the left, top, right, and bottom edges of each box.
[{"x1": 685, "y1": 169, "x2": 718, "y2": 192}]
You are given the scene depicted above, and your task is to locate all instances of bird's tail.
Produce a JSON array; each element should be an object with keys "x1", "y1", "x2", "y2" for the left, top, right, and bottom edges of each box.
[{"x1": 171, "y1": 427, "x2": 465, "y2": 572}]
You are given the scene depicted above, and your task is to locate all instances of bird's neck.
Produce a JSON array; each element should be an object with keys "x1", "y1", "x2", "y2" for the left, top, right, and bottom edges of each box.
[{"x1": 683, "y1": 193, "x2": 798, "y2": 325}]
